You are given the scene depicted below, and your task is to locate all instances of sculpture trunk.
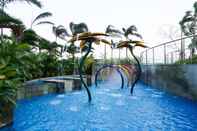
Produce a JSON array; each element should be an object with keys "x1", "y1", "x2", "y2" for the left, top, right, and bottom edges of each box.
[
  {"x1": 79, "y1": 41, "x2": 92, "y2": 102},
  {"x1": 128, "y1": 45, "x2": 142, "y2": 94}
]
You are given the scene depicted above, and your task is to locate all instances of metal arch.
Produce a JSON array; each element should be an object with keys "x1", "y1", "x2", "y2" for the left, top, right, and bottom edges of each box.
[
  {"x1": 116, "y1": 65, "x2": 131, "y2": 87},
  {"x1": 95, "y1": 64, "x2": 125, "y2": 89},
  {"x1": 120, "y1": 64, "x2": 134, "y2": 87},
  {"x1": 98, "y1": 65, "x2": 131, "y2": 87}
]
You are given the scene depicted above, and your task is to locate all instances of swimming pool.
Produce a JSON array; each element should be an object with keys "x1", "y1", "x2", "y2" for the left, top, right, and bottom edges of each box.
[{"x1": 2, "y1": 82, "x2": 197, "y2": 131}]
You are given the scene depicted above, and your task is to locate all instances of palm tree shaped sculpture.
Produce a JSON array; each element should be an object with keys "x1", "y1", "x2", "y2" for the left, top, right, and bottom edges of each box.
[
  {"x1": 53, "y1": 22, "x2": 146, "y2": 100},
  {"x1": 68, "y1": 22, "x2": 111, "y2": 102},
  {"x1": 116, "y1": 26, "x2": 147, "y2": 94}
]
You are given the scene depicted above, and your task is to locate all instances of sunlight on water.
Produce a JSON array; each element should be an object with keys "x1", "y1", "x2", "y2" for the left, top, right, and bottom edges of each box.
[
  {"x1": 129, "y1": 96, "x2": 138, "y2": 100},
  {"x1": 96, "y1": 91, "x2": 105, "y2": 95},
  {"x1": 103, "y1": 89, "x2": 110, "y2": 92},
  {"x1": 56, "y1": 94, "x2": 65, "y2": 98},
  {"x1": 49, "y1": 100, "x2": 62, "y2": 105},
  {"x1": 69, "y1": 106, "x2": 79, "y2": 112},
  {"x1": 100, "y1": 106, "x2": 110, "y2": 111},
  {"x1": 116, "y1": 100, "x2": 125, "y2": 106},
  {"x1": 109, "y1": 93, "x2": 122, "y2": 98},
  {"x1": 151, "y1": 94, "x2": 162, "y2": 98},
  {"x1": 72, "y1": 92, "x2": 81, "y2": 95}
]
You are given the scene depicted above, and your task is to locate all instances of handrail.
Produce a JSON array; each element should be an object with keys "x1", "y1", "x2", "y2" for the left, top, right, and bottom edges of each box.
[
  {"x1": 141, "y1": 34, "x2": 197, "y2": 55},
  {"x1": 140, "y1": 34, "x2": 197, "y2": 64}
]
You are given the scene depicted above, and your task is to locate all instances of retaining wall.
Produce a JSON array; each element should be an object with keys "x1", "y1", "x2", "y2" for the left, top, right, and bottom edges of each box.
[
  {"x1": 141, "y1": 64, "x2": 197, "y2": 100},
  {"x1": 17, "y1": 75, "x2": 92, "y2": 100}
]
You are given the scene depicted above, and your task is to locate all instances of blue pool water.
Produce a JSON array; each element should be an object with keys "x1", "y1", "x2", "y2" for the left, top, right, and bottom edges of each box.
[{"x1": 2, "y1": 82, "x2": 197, "y2": 131}]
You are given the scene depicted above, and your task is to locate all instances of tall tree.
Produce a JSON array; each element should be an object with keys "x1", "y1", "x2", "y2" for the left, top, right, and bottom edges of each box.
[
  {"x1": 0, "y1": 0, "x2": 42, "y2": 9},
  {"x1": 52, "y1": 25, "x2": 70, "y2": 41},
  {"x1": 30, "y1": 12, "x2": 53, "y2": 29},
  {"x1": 0, "y1": 10, "x2": 25, "y2": 41},
  {"x1": 105, "y1": 25, "x2": 123, "y2": 64},
  {"x1": 0, "y1": 0, "x2": 42, "y2": 40},
  {"x1": 180, "y1": 2, "x2": 197, "y2": 57}
]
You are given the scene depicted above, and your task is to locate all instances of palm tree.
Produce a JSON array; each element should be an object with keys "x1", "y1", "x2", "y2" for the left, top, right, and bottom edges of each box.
[
  {"x1": 0, "y1": 0, "x2": 42, "y2": 39},
  {"x1": 52, "y1": 25, "x2": 70, "y2": 41},
  {"x1": 180, "y1": 2, "x2": 197, "y2": 57},
  {"x1": 123, "y1": 25, "x2": 143, "y2": 60},
  {"x1": 68, "y1": 22, "x2": 90, "y2": 74},
  {"x1": 69, "y1": 22, "x2": 88, "y2": 35},
  {"x1": 21, "y1": 29, "x2": 40, "y2": 46},
  {"x1": 0, "y1": 10, "x2": 25, "y2": 41},
  {"x1": 83, "y1": 54, "x2": 95, "y2": 75},
  {"x1": 66, "y1": 43, "x2": 79, "y2": 74},
  {"x1": 0, "y1": 0, "x2": 42, "y2": 9},
  {"x1": 30, "y1": 12, "x2": 53, "y2": 29},
  {"x1": 105, "y1": 25, "x2": 123, "y2": 64}
]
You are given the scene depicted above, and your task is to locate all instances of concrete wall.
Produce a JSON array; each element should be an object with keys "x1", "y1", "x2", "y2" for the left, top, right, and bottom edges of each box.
[
  {"x1": 17, "y1": 80, "x2": 57, "y2": 100},
  {"x1": 17, "y1": 75, "x2": 92, "y2": 100},
  {"x1": 141, "y1": 64, "x2": 197, "y2": 100}
]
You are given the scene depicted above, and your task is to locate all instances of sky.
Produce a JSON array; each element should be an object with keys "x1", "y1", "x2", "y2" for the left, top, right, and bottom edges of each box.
[{"x1": 5, "y1": 0, "x2": 196, "y2": 58}]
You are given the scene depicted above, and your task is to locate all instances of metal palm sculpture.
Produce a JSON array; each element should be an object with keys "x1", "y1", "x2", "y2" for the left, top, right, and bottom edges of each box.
[
  {"x1": 117, "y1": 26, "x2": 148, "y2": 94},
  {"x1": 68, "y1": 22, "x2": 111, "y2": 102},
  {"x1": 53, "y1": 22, "x2": 147, "y2": 100}
]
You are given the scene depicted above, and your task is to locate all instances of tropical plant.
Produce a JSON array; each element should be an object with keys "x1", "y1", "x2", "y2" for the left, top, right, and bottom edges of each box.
[
  {"x1": 0, "y1": 64, "x2": 20, "y2": 105},
  {"x1": 0, "y1": 9, "x2": 25, "y2": 41},
  {"x1": 0, "y1": 0, "x2": 42, "y2": 39},
  {"x1": 61, "y1": 58, "x2": 74, "y2": 75},
  {"x1": 179, "y1": 2, "x2": 197, "y2": 57},
  {"x1": 83, "y1": 54, "x2": 95, "y2": 75},
  {"x1": 0, "y1": 41, "x2": 33, "y2": 80},
  {"x1": 176, "y1": 54, "x2": 197, "y2": 64},
  {"x1": 0, "y1": 39, "x2": 63, "y2": 79},
  {"x1": 52, "y1": 25, "x2": 70, "y2": 41},
  {"x1": 69, "y1": 22, "x2": 88, "y2": 35},
  {"x1": 66, "y1": 43, "x2": 79, "y2": 56},
  {"x1": 30, "y1": 12, "x2": 53, "y2": 28},
  {"x1": 0, "y1": 63, "x2": 21, "y2": 124},
  {"x1": 0, "y1": 41, "x2": 29, "y2": 121},
  {"x1": 0, "y1": 0, "x2": 42, "y2": 9},
  {"x1": 21, "y1": 29, "x2": 40, "y2": 47}
]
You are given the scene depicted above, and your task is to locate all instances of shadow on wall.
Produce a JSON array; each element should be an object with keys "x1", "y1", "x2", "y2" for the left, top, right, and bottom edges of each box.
[{"x1": 141, "y1": 64, "x2": 197, "y2": 100}]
